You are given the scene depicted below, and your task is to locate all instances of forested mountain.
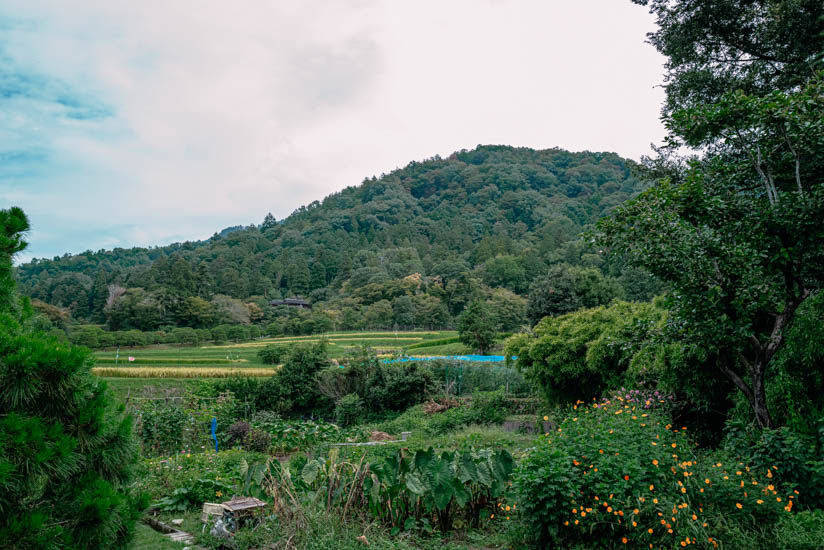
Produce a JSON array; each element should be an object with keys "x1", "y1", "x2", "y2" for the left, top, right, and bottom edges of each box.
[{"x1": 16, "y1": 145, "x2": 660, "y2": 338}]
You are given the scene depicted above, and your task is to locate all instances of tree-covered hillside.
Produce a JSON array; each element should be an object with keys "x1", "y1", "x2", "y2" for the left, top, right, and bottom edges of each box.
[{"x1": 15, "y1": 145, "x2": 657, "y2": 337}]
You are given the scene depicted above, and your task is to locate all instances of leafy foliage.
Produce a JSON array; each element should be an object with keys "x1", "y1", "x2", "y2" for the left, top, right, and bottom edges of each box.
[
  {"x1": 507, "y1": 301, "x2": 664, "y2": 404},
  {"x1": 458, "y1": 300, "x2": 498, "y2": 354},
  {"x1": 335, "y1": 394, "x2": 366, "y2": 427},
  {"x1": 514, "y1": 399, "x2": 795, "y2": 548},
  {"x1": 362, "y1": 446, "x2": 514, "y2": 532},
  {"x1": 0, "y1": 208, "x2": 144, "y2": 550}
]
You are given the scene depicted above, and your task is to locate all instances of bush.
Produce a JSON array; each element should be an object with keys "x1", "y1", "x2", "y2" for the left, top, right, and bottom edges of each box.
[
  {"x1": 505, "y1": 301, "x2": 664, "y2": 405},
  {"x1": 724, "y1": 421, "x2": 824, "y2": 510},
  {"x1": 258, "y1": 344, "x2": 289, "y2": 365},
  {"x1": 513, "y1": 399, "x2": 794, "y2": 548},
  {"x1": 138, "y1": 401, "x2": 189, "y2": 455},
  {"x1": 277, "y1": 341, "x2": 331, "y2": 415},
  {"x1": 245, "y1": 428, "x2": 272, "y2": 453},
  {"x1": 335, "y1": 394, "x2": 365, "y2": 427},
  {"x1": 227, "y1": 420, "x2": 251, "y2": 447},
  {"x1": 366, "y1": 362, "x2": 434, "y2": 413}
]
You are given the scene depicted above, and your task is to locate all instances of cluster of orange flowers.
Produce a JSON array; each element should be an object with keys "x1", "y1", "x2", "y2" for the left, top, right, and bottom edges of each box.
[
  {"x1": 551, "y1": 399, "x2": 798, "y2": 548},
  {"x1": 489, "y1": 500, "x2": 516, "y2": 521}
]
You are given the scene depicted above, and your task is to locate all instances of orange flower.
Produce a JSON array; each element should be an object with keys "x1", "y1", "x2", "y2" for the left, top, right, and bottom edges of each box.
[
  {"x1": 622, "y1": 537, "x2": 628, "y2": 544},
  {"x1": 652, "y1": 459, "x2": 659, "y2": 466},
  {"x1": 736, "y1": 503, "x2": 743, "y2": 509}
]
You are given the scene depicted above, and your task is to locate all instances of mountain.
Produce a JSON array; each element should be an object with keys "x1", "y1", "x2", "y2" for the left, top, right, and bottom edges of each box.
[{"x1": 15, "y1": 145, "x2": 654, "y2": 335}]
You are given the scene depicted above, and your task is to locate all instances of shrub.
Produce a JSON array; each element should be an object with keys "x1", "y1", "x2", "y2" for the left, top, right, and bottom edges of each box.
[
  {"x1": 366, "y1": 362, "x2": 434, "y2": 413},
  {"x1": 513, "y1": 399, "x2": 794, "y2": 548},
  {"x1": 227, "y1": 421, "x2": 251, "y2": 447},
  {"x1": 245, "y1": 428, "x2": 272, "y2": 453},
  {"x1": 277, "y1": 340, "x2": 331, "y2": 415},
  {"x1": 258, "y1": 344, "x2": 288, "y2": 364},
  {"x1": 505, "y1": 301, "x2": 664, "y2": 405},
  {"x1": 723, "y1": 421, "x2": 824, "y2": 510},
  {"x1": 335, "y1": 394, "x2": 365, "y2": 427},
  {"x1": 469, "y1": 390, "x2": 509, "y2": 424},
  {"x1": 138, "y1": 401, "x2": 189, "y2": 455}
]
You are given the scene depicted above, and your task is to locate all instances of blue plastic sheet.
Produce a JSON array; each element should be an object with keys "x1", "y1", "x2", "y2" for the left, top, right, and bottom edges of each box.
[{"x1": 382, "y1": 355, "x2": 513, "y2": 363}]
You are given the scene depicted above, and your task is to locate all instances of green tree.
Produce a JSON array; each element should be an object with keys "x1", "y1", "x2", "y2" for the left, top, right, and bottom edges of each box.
[
  {"x1": 598, "y1": 3, "x2": 824, "y2": 427},
  {"x1": 277, "y1": 340, "x2": 330, "y2": 414},
  {"x1": 458, "y1": 300, "x2": 497, "y2": 354},
  {"x1": 527, "y1": 264, "x2": 622, "y2": 325},
  {"x1": 0, "y1": 208, "x2": 144, "y2": 549},
  {"x1": 486, "y1": 288, "x2": 527, "y2": 332},
  {"x1": 633, "y1": 0, "x2": 824, "y2": 114}
]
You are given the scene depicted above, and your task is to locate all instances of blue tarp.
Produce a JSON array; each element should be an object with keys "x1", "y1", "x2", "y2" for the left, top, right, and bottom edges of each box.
[{"x1": 383, "y1": 355, "x2": 512, "y2": 363}]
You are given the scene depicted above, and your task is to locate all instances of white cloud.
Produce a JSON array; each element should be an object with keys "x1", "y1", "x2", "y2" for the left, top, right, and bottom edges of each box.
[{"x1": 0, "y1": 0, "x2": 666, "y2": 261}]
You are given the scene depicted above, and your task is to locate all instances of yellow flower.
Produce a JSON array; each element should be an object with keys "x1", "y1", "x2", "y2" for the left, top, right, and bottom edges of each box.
[
  {"x1": 652, "y1": 459, "x2": 659, "y2": 466},
  {"x1": 543, "y1": 415, "x2": 549, "y2": 421}
]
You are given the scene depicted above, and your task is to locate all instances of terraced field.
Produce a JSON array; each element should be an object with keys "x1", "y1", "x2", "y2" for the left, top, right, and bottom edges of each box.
[{"x1": 96, "y1": 330, "x2": 466, "y2": 395}]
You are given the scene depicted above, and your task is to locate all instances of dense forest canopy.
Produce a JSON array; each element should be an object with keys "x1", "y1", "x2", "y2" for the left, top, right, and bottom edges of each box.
[{"x1": 14, "y1": 145, "x2": 656, "y2": 335}]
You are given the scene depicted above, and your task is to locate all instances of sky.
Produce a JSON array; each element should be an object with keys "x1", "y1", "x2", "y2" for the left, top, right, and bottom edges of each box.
[{"x1": 1, "y1": 0, "x2": 667, "y2": 262}]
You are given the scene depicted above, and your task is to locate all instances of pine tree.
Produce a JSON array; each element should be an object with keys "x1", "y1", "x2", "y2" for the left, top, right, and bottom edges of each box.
[{"x1": 0, "y1": 207, "x2": 145, "y2": 549}]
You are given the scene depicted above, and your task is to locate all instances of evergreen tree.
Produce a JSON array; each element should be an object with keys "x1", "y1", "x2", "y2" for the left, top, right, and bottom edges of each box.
[{"x1": 0, "y1": 207, "x2": 144, "y2": 549}]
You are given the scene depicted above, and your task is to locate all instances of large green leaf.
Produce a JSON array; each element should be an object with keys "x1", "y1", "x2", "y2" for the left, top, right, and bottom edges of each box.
[
  {"x1": 405, "y1": 473, "x2": 425, "y2": 496},
  {"x1": 301, "y1": 459, "x2": 320, "y2": 485},
  {"x1": 451, "y1": 478, "x2": 471, "y2": 508},
  {"x1": 457, "y1": 452, "x2": 479, "y2": 484},
  {"x1": 414, "y1": 447, "x2": 434, "y2": 472}
]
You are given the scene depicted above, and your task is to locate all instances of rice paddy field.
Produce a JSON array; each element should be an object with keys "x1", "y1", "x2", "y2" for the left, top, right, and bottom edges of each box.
[{"x1": 97, "y1": 330, "x2": 465, "y2": 396}]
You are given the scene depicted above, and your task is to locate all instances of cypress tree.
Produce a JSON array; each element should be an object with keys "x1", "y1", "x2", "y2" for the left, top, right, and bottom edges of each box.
[{"x1": 0, "y1": 207, "x2": 145, "y2": 549}]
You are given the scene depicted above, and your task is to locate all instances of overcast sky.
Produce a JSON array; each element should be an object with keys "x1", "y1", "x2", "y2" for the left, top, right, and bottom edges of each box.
[{"x1": 1, "y1": 0, "x2": 666, "y2": 262}]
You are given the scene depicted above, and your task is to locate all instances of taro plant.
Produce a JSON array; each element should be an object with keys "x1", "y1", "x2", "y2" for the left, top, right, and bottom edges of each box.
[{"x1": 363, "y1": 446, "x2": 514, "y2": 533}]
